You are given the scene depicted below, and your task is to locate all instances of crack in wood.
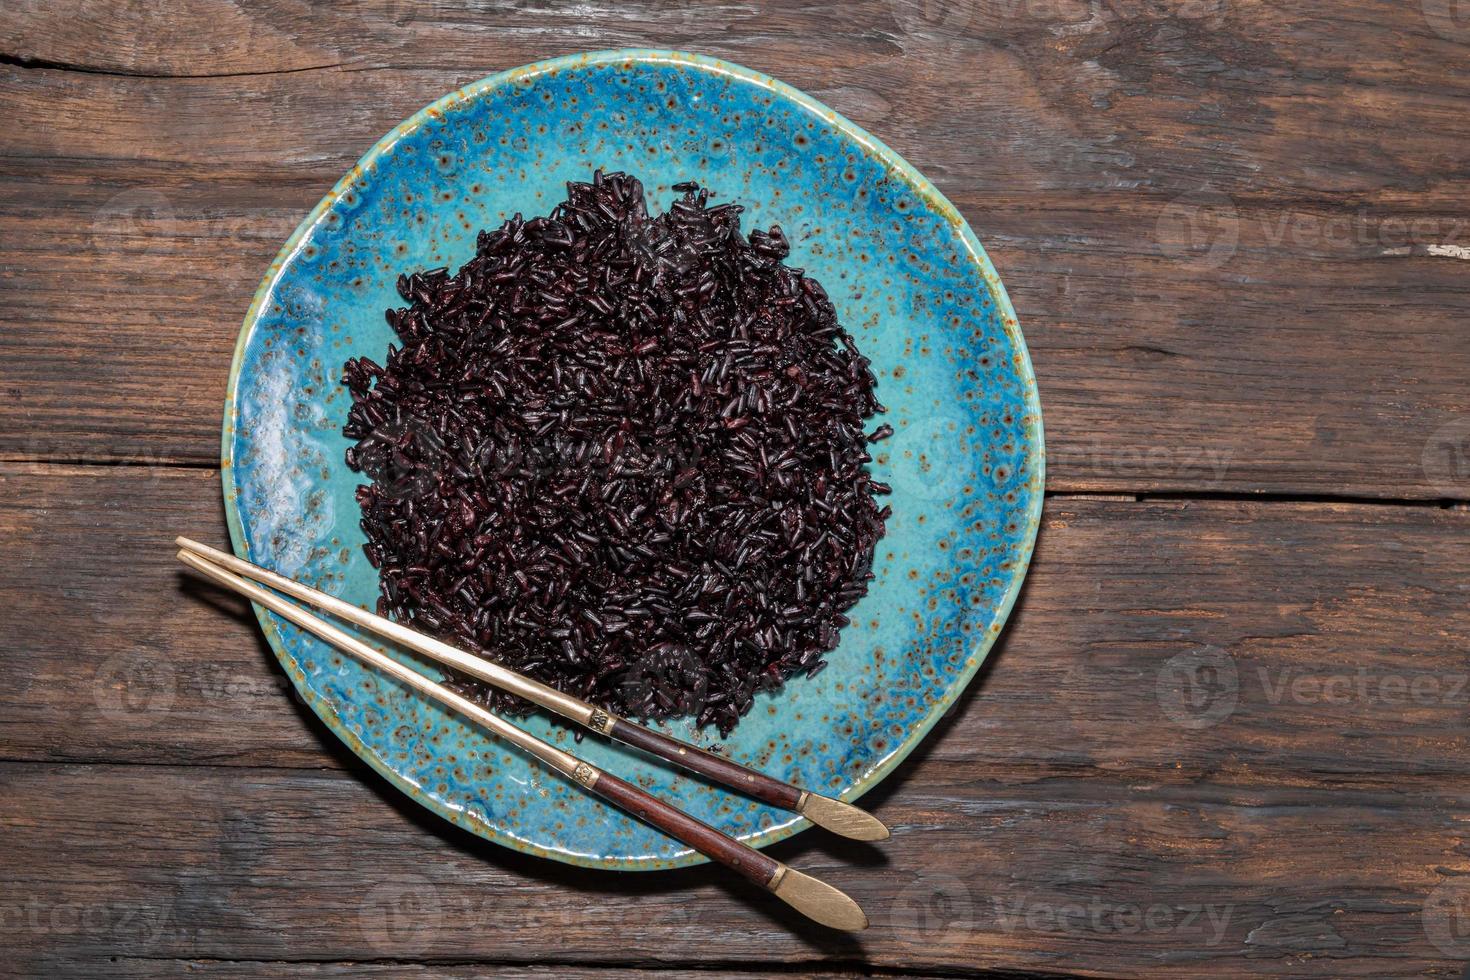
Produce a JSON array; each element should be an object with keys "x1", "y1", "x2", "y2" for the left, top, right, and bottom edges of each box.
[
  {"x1": 0, "y1": 51, "x2": 346, "y2": 80},
  {"x1": 6, "y1": 457, "x2": 1467, "y2": 508},
  {"x1": 102, "y1": 954, "x2": 1079, "y2": 979}
]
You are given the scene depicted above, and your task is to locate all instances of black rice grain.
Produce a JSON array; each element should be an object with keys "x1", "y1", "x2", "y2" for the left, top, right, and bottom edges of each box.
[{"x1": 343, "y1": 171, "x2": 890, "y2": 735}]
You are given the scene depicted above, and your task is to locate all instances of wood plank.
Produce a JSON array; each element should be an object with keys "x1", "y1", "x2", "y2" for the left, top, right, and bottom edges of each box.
[
  {"x1": 5, "y1": 0, "x2": 1470, "y2": 205},
  {"x1": 5, "y1": 3, "x2": 1467, "y2": 976},
  {"x1": 2, "y1": 2, "x2": 1469, "y2": 496},
  {"x1": 4, "y1": 761, "x2": 1467, "y2": 977},
  {"x1": 0, "y1": 167, "x2": 309, "y2": 468},
  {"x1": 3, "y1": 162, "x2": 1468, "y2": 497},
  {"x1": 0, "y1": 464, "x2": 333, "y2": 769},
  {"x1": 4, "y1": 466, "x2": 1469, "y2": 796},
  {"x1": 38, "y1": 966, "x2": 919, "y2": 980}
]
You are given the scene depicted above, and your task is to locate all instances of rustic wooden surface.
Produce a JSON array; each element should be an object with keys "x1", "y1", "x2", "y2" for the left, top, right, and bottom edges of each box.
[{"x1": 3, "y1": 2, "x2": 1469, "y2": 977}]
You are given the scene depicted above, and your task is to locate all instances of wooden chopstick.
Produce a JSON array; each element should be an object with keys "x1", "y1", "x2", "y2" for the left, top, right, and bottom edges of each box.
[
  {"x1": 176, "y1": 547, "x2": 867, "y2": 931},
  {"x1": 174, "y1": 536, "x2": 888, "y2": 842}
]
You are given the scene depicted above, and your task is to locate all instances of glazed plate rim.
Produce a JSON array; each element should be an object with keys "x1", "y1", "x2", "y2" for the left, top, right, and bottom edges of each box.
[{"x1": 221, "y1": 48, "x2": 1046, "y2": 871}]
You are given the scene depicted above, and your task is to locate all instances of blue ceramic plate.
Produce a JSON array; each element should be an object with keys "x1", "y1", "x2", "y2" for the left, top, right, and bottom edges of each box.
[{"x1": 223, "y1": 49, "x2": 1043, "y2": 870}]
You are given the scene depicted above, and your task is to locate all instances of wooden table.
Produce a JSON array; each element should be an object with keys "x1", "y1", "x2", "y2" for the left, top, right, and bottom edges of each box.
[{"x1": 4, "y1": 2, "x2": 1469, "y2": 976}]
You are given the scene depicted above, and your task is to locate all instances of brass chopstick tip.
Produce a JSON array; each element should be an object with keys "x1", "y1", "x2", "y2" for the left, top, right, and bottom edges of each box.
[
  {"x1": 771, "y1": 867, "x2": 868, "y2": 932},
  {"x1": 797, "y1": 793, "x2": 890, "y2": 842}
]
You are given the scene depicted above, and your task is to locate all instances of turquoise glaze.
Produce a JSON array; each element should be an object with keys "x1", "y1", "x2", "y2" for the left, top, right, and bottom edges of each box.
[{"x1": 223, "y1": 50, "x2": 1044, "y2": 870}]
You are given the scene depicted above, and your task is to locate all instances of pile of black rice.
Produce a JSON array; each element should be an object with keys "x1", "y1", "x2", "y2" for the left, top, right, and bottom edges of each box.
[{"x1": 343, "y1": 171, "x2": 891, "y2": 735}]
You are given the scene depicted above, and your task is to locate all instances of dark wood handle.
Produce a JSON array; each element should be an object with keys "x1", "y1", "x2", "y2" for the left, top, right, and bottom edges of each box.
[
  {"x1": 608, "y1": 718, "x2": 803, "y2": 810},
  {"x1": 588, "y1": 770, "x2": 781, "y2": 887}
]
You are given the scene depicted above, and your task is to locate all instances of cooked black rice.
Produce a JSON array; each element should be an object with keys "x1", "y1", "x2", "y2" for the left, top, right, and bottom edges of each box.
[{"x1": 343, "y1": 171, "x2": 890, "y2": 735}]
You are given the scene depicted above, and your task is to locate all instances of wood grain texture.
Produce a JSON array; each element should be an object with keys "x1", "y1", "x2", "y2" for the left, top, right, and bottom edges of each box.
[
  {"x1": 41, "y1": 967, "x2": 920, "y2": 980},
  {"x1": 5, "y1": 761, "x2": 1470, "y2": 977},
  {"x1": 6, "y1": 0, "x2": 1470, "y2": 203},
  {"x1": 4, "y1": 468, "x2": 1470, "y2": 976},
  {"x1": 4, "y1": 1, "x2": 1470, "y2": 976},
  {"x1": 5, "y1": 468, "x2": 1468, "y2": 794},
  {"x1": 0, "y1": 466, "x2": 332, "y2": 769},
  {"x1": 2, "y1": 0, "x2": 1468, "y2": 496}
]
